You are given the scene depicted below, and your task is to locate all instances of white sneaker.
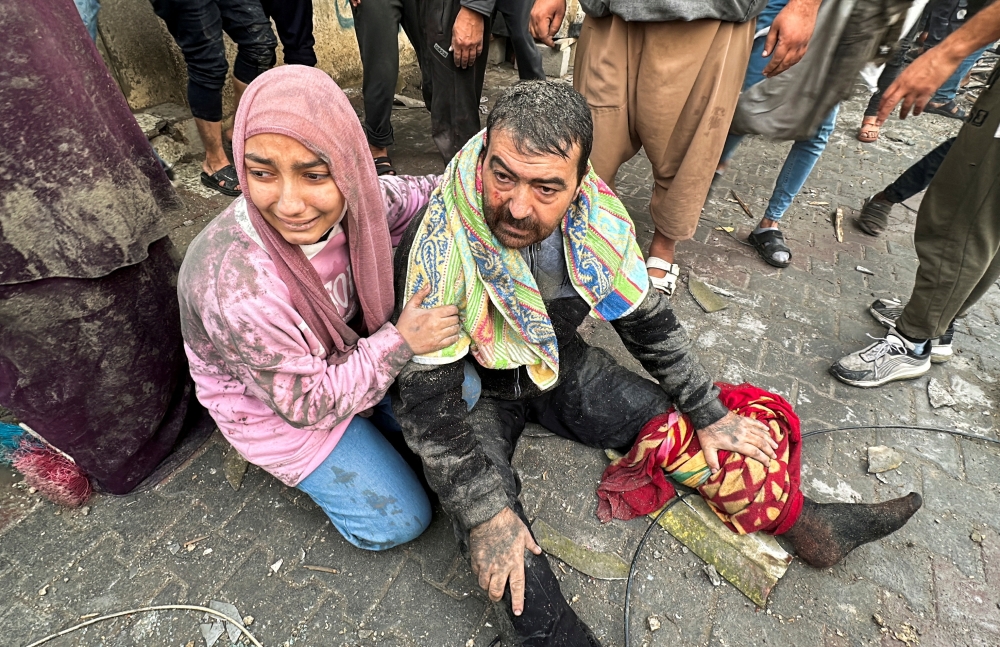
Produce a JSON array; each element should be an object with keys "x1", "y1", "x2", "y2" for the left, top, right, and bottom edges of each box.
[
  {"x1": 868, "y1": 298, "x2": 954, "y2": 364},
  {"x1": 830, "y1": 328, "x2": 932, "y2": 388}
]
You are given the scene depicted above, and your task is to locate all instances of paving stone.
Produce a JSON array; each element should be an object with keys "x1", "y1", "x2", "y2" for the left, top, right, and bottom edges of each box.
[
  {"x1": 368, "y1": 559, "x2": 486, "y2": 644},
  {"x1": 931, "y1": 555, "x2": 1000, "y2": 639},
  {"x1": 841, "y1": 542, "x2": 934, "y2": 614}
]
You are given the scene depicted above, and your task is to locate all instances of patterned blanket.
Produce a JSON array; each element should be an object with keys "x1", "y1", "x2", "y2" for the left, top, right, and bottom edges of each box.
[{"x1": 597, "y1": 383, "x2": 804, "y2": 536}]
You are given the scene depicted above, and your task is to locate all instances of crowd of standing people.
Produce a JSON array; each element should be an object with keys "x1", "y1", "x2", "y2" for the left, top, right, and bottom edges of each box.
[{"x1": 2, "y1": 0, "x2": 999, "y2": 644}]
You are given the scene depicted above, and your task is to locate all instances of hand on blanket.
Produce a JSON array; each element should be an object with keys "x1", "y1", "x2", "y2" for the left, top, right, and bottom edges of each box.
[
  {"x1": 470, "y1": 507, "x2": 543, "y2": 616},
  {"x1": 396, "y1": 285, "x2": 462, "y2": 355},
  {"x1": 696, "y1": 411, "x2": 778, "y2": 475}
]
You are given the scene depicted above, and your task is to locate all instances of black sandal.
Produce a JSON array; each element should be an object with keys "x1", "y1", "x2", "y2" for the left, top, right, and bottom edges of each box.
[
  {"x1": 924, "y1": 100, "x2": 967, "y2": 120},
  {"x1": 858, "y1": 194, "x2": 893, "y2": 236},
  {"x1": 200, "y1": 164, "x2": 241, "y2": 196},
  {"x1": 373, "y1": 155, "x2": 396, "y2": 176},
  {"x1": 747, "y1": 229, "x2": 792, "y2": 268}
]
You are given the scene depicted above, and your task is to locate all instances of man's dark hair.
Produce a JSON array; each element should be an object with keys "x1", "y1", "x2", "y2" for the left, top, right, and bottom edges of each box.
[{"x1": 485, "y1": 81, "x2": 593, "y2": 183}]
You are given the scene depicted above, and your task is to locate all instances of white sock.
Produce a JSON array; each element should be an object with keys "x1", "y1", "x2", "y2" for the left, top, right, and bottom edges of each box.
[{"x1": 752, "y1": 226, "x2": 789, "y2": 264}]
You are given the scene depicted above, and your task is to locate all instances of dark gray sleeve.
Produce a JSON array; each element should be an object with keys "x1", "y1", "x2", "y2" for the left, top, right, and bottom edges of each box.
[
  {"x1": 611, "y1": 289, "x2": 729, "y2": 429},
  {"x1": 389, "y1": 207, "x2": 511, "y2": 531},
  {"x1": 392, "y1": 361, "x2": 513, "y2": 530},
  {"x1": 460, "y1": 0, "x2": 496, "y2": 16}
]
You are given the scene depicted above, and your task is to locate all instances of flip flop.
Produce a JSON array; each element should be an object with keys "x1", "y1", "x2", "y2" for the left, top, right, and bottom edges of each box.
[
  {"x1": 200, "y1": 164, "x2": 241, "y2": 196},
  {"x1": 747, "y1": 229, "x2": 791, "y2": 268}
]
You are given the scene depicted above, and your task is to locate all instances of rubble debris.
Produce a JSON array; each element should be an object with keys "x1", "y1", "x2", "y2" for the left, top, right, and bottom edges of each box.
[
  {"x1": 392, "y1": 94, "x2": 425, "y2": 109},
  {"x1": 199, "y1": 601, "x2": 249, "y2": 647},
  {"x1": 927, "y1": 378, "x2": 957, "y2": 408},
  {"x1": 730, "y1": 190, "x2": 754, "y2": 219},
  {"x1": 223, "y1": 450, "x2": 249, "y2": 491},
  {"x1": 531, "y1": 518, "x2": 629, "y2": 580},
  {"x1": 200, "y1": 619, "x2": 225, "y2": 647},
  {"x1": 302, "y1": 564, "x2": 339, "y2": 575},
  {"x1": 647, "y1": 616, "x2": 661, "y2": 631},
  {"x1": 270, "y1": 559, "x2": 283, "y2": 573},
  {"x1": 867, "y1": 446, "x2": 904, "y2": 473},
  {"x1": 689, "y1": 277, "x2": 729, "y2": 313},
  {"x1": 652, "y1": 495, "x2": 790, "y2": 606},
  {"x1": 703, "y1": 564, "x2": 722, "y2": 586},
  {"x1": 971, "y1": 531, "x2": 986, "y2": 543}
]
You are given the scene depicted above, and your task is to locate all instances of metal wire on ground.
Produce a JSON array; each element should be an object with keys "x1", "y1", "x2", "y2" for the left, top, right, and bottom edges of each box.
[
  {"x1": 623, "y1": 493, "x2": 695, "y2": 647},
  {"x1": 24, "y1": 604, "x2": 264, "y2": 647}
]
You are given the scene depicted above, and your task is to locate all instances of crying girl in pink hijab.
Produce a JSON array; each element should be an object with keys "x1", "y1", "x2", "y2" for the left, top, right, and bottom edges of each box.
[{"x1": 178, "y1": 66, "x2": 458, "y2": 550}]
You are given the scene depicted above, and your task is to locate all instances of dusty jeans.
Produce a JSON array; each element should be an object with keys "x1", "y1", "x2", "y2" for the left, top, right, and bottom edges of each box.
[{"x1": 453, "y1": 338, "x2": 670, "y2": 646}]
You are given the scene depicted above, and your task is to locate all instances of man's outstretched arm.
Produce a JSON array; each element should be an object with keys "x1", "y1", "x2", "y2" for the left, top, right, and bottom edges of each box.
[
  {"x1": 612, "y1": 289, "x2": 777, "y2": 473},
  {"x1": 878, "y1": 0, "x2": 1000, "y2": 123}
]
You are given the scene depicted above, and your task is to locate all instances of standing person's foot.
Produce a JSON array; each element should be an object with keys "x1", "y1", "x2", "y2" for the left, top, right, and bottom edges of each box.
[
  {"x1": 857, "y1": 116, "x2": 880, "y2": 143},
  {"x1": 369, "y1": 145, "x2": 396, "y2": 176},
  {"x1": 783, "y1": 493, "x2": 922, "y2": 568},
  {"x1": 747, "y1": 229, "x2": 791, "y2": 268},
  {"x1": 829, "y1": 328, "x2": 931, "y2": 387},
  {"x1": 868, "y1": 299, "x2": 955, "y2": 363},
  {"x1": 747, "y1": 218, "x2": 791, "y2": 268},
  {"x1": 857, "y1": 192, "x2": 894, "y2": 236},
  {"x1": 200, "y1": 160, "x2": 241, "y2": 197},
  {"x1": 924, "y1": 100, "x2": 967, "y2": 120},
  {"x1": 646, "y1": 257, "x2": 680, "y2": 296}
]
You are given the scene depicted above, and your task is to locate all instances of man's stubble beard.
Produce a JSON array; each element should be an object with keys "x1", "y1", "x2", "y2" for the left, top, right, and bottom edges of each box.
[{"x1": 483, "y1": 199, "x2": 557, "y2": 249}]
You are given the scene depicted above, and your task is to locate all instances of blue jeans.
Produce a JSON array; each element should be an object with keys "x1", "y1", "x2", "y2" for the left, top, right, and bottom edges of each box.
[
  {"x1": 932, "y1": 46, "x2": 990, "y2": 104},
  {"x1": 297, "y1": 396, "x2": 432, "y2": 551},
  {"x1": 73, "y1": 0, "x2": 100, "y2": 41},
  {"x1": 720, "y1": 0, "x2": 839, "y2": 222}
]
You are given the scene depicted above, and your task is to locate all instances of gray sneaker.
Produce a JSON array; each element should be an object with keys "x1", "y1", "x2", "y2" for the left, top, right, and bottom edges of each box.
[
  {"x1": 868, "y1": 298, "x2": 954, "y2": 363},
  {"x1": 830, "y1": 328, "x2": 931, "y2": 388}
]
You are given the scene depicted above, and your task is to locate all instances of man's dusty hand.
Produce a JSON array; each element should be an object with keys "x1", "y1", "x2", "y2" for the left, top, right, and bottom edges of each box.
[
  {"x1": 451, "y1": 6, "x2": 484, "y2": 69},
  {"x1": 696, "y1": 411, "x2": 778, "y2": 474},
  {"x1": 876, "y1": 47, "x2": 963, "y2": 124},
  {"x1": 529, "y1": 0, "x2": 566, "y2": 48},
  {"x1": 469, "y1": 507, "x2": 542, "y2": 616},
  {"x1": 762, "y1": 0, "x2": 820, "y2": 77}
]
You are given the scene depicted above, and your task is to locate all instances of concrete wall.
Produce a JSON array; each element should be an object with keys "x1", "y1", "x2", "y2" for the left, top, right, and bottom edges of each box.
[{"x1": 96, "y1": 0, "x2": 416, "y2": 114}]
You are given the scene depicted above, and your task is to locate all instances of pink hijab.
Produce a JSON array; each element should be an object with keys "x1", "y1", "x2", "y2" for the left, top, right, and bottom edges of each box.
[{"x1": 232, "y1": 65, "x2": 394, "y2": 364}]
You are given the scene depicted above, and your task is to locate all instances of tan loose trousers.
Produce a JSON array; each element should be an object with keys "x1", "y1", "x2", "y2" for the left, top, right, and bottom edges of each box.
[{"x1": 574, "y1": 15, "x2": 754, "y2": 241}]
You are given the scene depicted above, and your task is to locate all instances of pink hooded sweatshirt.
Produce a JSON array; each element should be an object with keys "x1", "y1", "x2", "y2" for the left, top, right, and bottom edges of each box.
[{"x1": 177, "y1": 68, "x2": 437, "y2": 487}]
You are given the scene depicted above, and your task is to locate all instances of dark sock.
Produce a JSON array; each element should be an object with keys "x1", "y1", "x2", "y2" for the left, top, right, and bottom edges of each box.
[{"x1": 782, "y1": 493, "x2": 922, "y2": 568}]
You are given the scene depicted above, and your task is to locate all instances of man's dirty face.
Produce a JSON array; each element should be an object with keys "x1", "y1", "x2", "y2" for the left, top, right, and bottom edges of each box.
[{"x1": 481, "y1": 130, "x2": 582, "y2": 249}]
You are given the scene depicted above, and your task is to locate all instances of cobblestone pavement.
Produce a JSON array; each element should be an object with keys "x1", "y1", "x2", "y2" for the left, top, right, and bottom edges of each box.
[{"x1": 3, "y1": 65, "x2": 999, "y2": 647}]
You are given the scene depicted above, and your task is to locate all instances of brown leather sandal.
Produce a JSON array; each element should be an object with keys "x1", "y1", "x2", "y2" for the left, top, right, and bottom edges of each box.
[{"x1": 857, "y1": 116, "x2": 880, "y2": 143}]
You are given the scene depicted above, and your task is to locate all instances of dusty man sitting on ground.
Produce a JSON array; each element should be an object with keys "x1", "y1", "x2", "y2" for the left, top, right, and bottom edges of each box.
[{"x1": 391, "y1": 81, "x2": 922, "y2": 646}]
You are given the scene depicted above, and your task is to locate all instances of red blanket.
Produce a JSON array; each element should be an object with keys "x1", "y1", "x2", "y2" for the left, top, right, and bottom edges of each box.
[{"x1": 596, "y1": 383, "x2": 803, "y2": 535}]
